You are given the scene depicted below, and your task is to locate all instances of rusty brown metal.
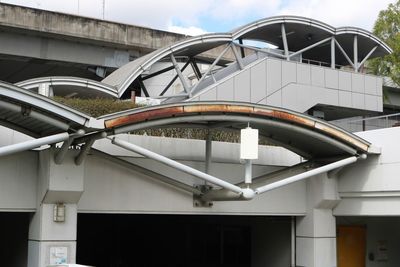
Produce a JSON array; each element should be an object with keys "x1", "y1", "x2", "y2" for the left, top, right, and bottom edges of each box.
[
  {"x1": 103, "y1": 102, "x2": 370, "y2": 153},
  {"x1": 253, "y1": 108, "x2": 315, "y2": 127},
  {"x1": 314, "y1": 122, "x2": 369, "y2": 152},
  {"x1": 105, "y1": 106, "x2": 184, "y2": 128},
  {"x1": 183, "y1": 104, "x2": 253, "y2": 114}
]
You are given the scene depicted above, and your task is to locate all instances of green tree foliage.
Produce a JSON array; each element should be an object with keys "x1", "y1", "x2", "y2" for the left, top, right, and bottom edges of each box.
[{"x1": 369, "y1": 1, "x2": 400, "y2": 85}]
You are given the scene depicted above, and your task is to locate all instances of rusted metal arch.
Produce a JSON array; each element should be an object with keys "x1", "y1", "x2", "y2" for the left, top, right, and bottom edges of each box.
[{"x1": 100, "y1": 102, "x2": 372, "y2": 159}]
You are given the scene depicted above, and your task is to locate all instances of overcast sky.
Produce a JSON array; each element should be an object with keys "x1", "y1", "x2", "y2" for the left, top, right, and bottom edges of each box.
[{"x1": 0, "y1": 0, "x2": 396, "y2": 35}]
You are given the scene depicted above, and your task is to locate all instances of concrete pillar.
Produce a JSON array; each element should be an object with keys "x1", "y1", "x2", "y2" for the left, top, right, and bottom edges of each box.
[
  {"x1": 296, "y1": 173, "x2": 340, "y2": 267},
  {"x1": 28, "y1": 204, "x2": 77, "y2": 267},
  {"x1": 28, "y1": 149, "x2": 84, "y2": 267}
]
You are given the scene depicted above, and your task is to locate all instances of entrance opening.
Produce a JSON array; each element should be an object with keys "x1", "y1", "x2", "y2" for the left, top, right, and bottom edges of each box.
[
  {"x1": 77, "y1": 214, "x2": 291, "y2": 267},
  {"x1": 0, "y1": 212, "x2": 30, "y2": 267}
]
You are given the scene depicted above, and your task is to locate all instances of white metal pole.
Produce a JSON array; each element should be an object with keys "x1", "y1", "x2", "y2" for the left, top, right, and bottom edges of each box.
[
  {"x1": 255, "y1": 156, "x2": 358, "y2": 194},
  {"x1": 354, "y1": 35, "x2": 358, "y2": 72},
  {"x1": 281, "y1": 23, "x2": 289, "y2": 60},
  {"x1": 245, "y1": 159, "x2": 252, "y2": 185},
  {"x1": 110, "y1": 137, "x2": 244, "y2": 194},
  {"x1": 205, "y1": 133, "x2": 212, "y2": 174},
  {"x1": 0, "y1": 132, "x2": 70, "y2": 157},
  {"x1": 331, "y1": 37, "x2": 335, "y2": 69}
]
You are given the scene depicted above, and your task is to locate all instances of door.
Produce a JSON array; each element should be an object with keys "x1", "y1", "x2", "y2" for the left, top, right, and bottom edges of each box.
[{"x1": 337, "y1": 225, "x2": 366, "y2": 267}]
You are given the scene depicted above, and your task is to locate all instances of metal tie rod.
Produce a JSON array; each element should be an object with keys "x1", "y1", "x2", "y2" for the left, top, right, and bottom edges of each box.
[
  {"x1": 0, "y1": 132, "x2": 70, "y2": 157},
  {"x1": 255, "y1": 156, "x2": 359, "y2": 194},
  {"x1": 109, "y1": 137, "x2": 244, "y2": 194}
]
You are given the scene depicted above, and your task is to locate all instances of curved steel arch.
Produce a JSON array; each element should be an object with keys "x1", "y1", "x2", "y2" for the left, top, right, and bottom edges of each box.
[
  {"x1": 102, "y1": 33, "x2": 232, "y2": 97},
  {"x1": 0, "y1": 81, "x2": 103, "y2": 137},
  {"x1": 99, "y1": 15, "x2": 391, "y2": 100},
  {"x1": 231, "y1": 15, "x2": 392, "y2": 54},
  {"x1": 16, "y1": 76, "x2": 118, "y2": 98},
  {"x1": 101, "y1": 101, "x2": 371, "y2": 159}
]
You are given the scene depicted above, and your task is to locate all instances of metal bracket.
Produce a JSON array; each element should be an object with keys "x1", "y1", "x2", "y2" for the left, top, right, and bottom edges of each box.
[{"x1": 193, "y1": 184, "x2": 213, "y2": 208}]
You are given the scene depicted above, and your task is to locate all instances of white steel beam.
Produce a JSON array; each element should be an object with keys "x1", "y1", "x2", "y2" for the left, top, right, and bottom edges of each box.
[
  {"x1": 281, "y1": 23, "x2": 290, "y2": 59},
  {"x1": 54, "y1": 129, "x2": 85, "y2": 164},
  {"x1": 353, "y1": 35, "x2": 358, "y2": 72},
  {"x1": 170, "y1": 54, "x2": 191, "y2": 95},
  {"x1": 231, "y1": 44, "x2": 244, "y2": 69},
  {"x1": 331, "y1": 37, "x2": 335, "y2": 69},
  {"x1": 205, "y1": 132, "x2": 212, "y2": 174},
  {"x1": 288, "y1": 37, "x2": 332, "y2": 59},
  {"x1": 233, "y1": 43, "x2": 286, "y2": 59},
  {"x1": 109, "y1": 136, "x2": 245, "y2": 194},
  {"x1": 334, "y1": 39, "x2": 355, "y2": 69},
  {"x1": 0, "y1": 132, "x2": 70, "y2": 157},
  {"x1": 358, "y1": 45, "x2": 378, "y2": 71},
  {"x1": 255, "y1": 156, "x2": 358, "y2": 194},
  {"x1": 189, "y1": 44, "x2": 231, "y2": 94}
]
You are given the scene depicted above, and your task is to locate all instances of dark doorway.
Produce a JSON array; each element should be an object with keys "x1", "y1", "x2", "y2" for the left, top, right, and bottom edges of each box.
[
  {"x1": 77, "y1": 214, "x2": 291, "y2": 267},
  {"x1": 0, "y1": 212, "x2": 30, "y2": 267}
]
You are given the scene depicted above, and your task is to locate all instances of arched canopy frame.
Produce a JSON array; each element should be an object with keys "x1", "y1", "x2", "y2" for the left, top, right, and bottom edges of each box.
[{"x1": 99, "y1": 16, "x2": 391, "y2": 100}]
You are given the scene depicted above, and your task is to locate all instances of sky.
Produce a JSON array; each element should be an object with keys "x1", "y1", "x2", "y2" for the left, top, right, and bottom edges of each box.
[{"x1": 0, "y1": 0, "x2": 396, "y2": 36}]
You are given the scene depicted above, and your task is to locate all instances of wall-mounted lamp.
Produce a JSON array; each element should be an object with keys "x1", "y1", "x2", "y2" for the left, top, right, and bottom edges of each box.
[
  {"x1": 53, "y1": 203, "x2": 66, "y2": 222},
  {"x1": 240, "y1": 126, "x2": 259, "y2": 185}
]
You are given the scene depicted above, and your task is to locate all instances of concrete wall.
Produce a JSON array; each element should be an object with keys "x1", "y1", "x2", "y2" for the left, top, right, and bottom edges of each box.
[
  {"x1": 335, "y1": 127, "x2": 400, "y2": 216},
  {"x1": 93, "y1": 134, "x2": 301, "y2": 165},
  {"x1": 78, "y1": 153, "x2": 307, "y2": 215},
  {"x1": 0, "y1": 3, "x2": 183, "y2": 53},
  {"x1": 82, "y1": 134, "x2": 306, "y2": 215},
  {"x1": 0, "y1": 151, "x2": 37, "y2": 211},
  {"x1": 193, "y1": 58, "x2": 383, "y2": 113}
]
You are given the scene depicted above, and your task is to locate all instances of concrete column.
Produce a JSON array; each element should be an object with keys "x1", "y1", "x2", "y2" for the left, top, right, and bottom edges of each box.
[
  {"x1": 28, "y1": 204, "x2": 77, "y2": 267},
  {"x1": 296, "y1": 173, "x2": 340, "y2": 267},
  {"x1": 28, "y1": 148, "x2": 84, "y2": 267}
]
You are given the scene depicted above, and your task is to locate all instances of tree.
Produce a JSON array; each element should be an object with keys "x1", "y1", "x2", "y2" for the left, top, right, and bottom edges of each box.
[{"x1": 369, "y1": 1, "x2": 400, "y2": 86}]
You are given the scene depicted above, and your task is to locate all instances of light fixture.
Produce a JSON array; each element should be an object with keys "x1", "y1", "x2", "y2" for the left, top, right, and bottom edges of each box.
[
  {"x1": 240, "y1": 125, "x2": 259, "y2": 185},
  {"x1": 53, "y1": 203, "x2": 66, "y2": 222}
]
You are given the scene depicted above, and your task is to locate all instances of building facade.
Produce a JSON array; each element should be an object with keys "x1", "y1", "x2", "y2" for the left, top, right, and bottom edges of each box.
[{"x1": 0, "y1": 3, "x2": 400, "y2": 267}]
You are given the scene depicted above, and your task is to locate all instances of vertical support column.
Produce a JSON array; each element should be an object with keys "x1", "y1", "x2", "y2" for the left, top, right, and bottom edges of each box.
[
  {"x1": 331, "y1": 37, "x2": 335, "y2": 69},
  {"x1": 38, "y1": 83, "x2": 53, "y2": 97},
  {"x1": 28, "y1": 204, "x2": 78, "y2": 267},
  {"x1": 28, "y1": 149, "x2": 84, "y2": 267},
  {"x1": 281, "y1": 23, "x2": 290, "y2": 60},
  {"x1": 353, "y1": 35, "x2": 358, "y2": 72},
  {"x1": 244, "y1": 159, "x2": 252, "y2": 185},
  {"x1": 296, "y1": 173, "x2": 340, "y2": 267},
  {"x1": 205, "y1": 132, "x2": 212, "y2": 175}
]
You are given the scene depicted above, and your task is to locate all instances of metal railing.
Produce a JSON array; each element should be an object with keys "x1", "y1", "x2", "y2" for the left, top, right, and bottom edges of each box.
[{"x1": 331, "y1": 113, "x2": 400, "y2": 132}]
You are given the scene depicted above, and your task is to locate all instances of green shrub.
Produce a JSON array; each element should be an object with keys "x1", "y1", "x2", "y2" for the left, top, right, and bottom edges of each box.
[
  {"x1": 53, "y1": 96, "x2": 139, "y2": 117},
  {"x1": 53, "y1": 97, "x2": 273, "y2": 145}
]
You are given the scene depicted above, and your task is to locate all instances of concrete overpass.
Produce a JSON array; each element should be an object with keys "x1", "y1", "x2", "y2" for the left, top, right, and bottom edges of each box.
[{"x1": 0, "y1": 3, "x2": 187, "y2": 82}]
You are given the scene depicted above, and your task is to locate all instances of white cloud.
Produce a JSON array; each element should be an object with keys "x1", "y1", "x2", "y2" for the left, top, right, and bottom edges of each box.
[
  {"x1": 168, "y1": 25, "x2": 208, "y2": 36},
  {"x1": 1, "y1": 0, "x2": 396, "y2": 32},
  {"x1": 278, "y1": 0, "x2": 395, "y2": 31}
]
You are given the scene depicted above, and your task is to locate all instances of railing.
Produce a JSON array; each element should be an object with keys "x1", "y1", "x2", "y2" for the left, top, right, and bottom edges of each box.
[{"x1": 331, "y1": 113, "x2": 400, "y2": 132}]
